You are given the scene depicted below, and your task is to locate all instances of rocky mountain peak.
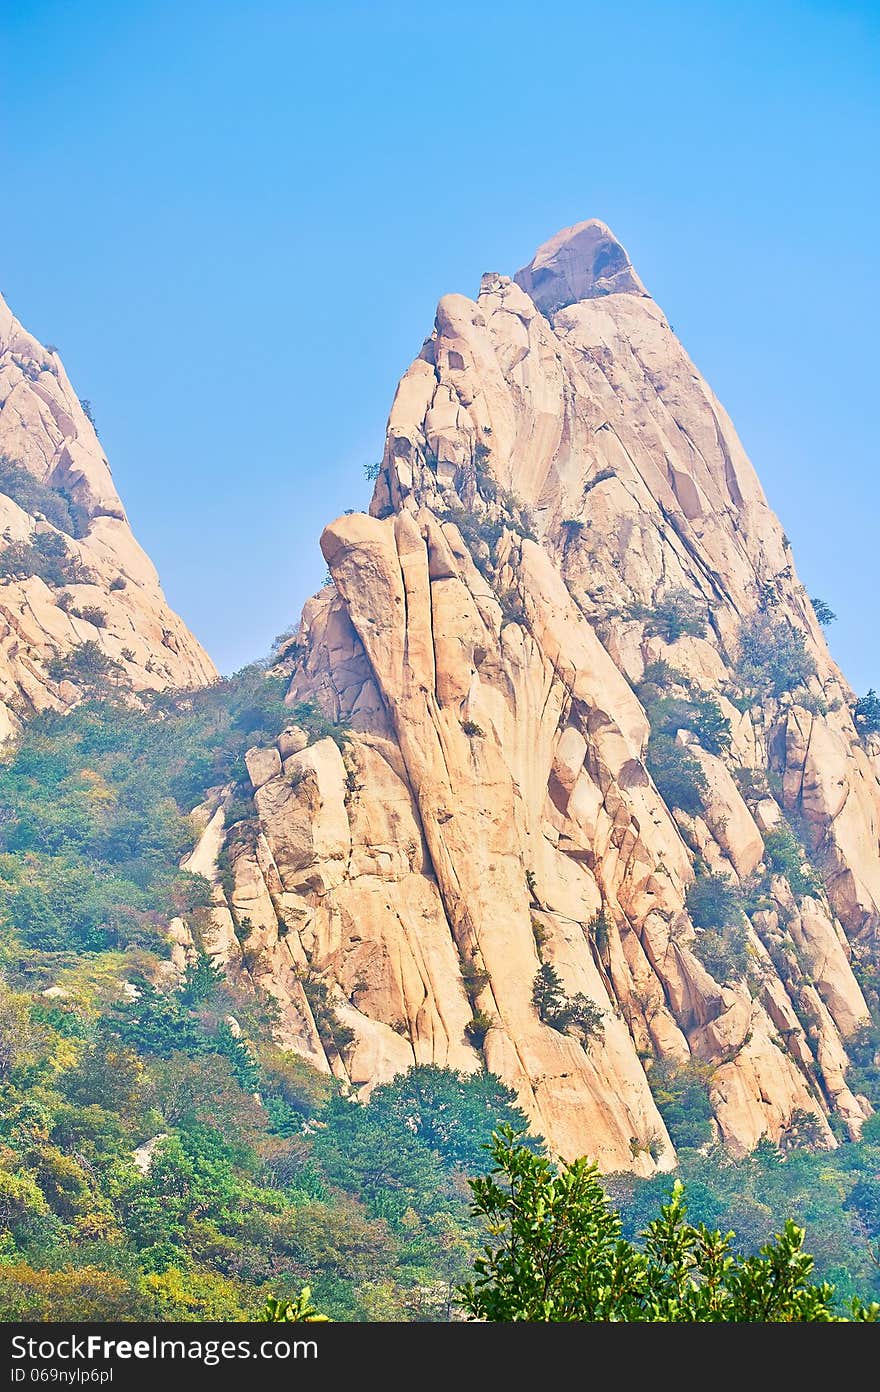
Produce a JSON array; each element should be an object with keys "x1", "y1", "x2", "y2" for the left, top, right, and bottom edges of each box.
[
  {"x1": 0, "y1": 289, "x2": 216, "y2": 734},
  {"x1": 514, "y1": 218, "x2": 647, "y2": 313},
  {"x1": 166, "y1": 225, "x2": 880, "y2": 1172}
]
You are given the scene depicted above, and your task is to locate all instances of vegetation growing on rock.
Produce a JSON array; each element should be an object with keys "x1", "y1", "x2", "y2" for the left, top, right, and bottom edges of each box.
[{"x1": 736, "y1": 613, "x2": 816, "y2": 697}]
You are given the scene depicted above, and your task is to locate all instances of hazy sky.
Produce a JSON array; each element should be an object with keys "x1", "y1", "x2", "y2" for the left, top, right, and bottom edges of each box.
[{"x1": 2, "y1": 1, "x2": 878, "y2": 688}]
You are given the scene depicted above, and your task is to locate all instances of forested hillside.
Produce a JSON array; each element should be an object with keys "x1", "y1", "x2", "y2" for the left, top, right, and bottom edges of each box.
[
  {"x1": 0, "y1": 672, "x2": 531, "y2": 1319},
  {"x1": 0, "y1": 674, "x2": 878, "y2": 1319},
  {"x1": 3, "y1": 219, "x2": 880, "y2": 1323}
]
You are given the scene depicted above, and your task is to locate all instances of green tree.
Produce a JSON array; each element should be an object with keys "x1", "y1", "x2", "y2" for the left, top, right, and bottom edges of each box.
[
  {"x1": 0, "y1": 454, "x2": 86, "y2": 536},
  {"x1": 646, "y1": 733, "x2": 707, "y2": 816},
  {"x1": 854, "y1": 689, "x2": 880, "y2": 736},
  {"x1": 260, "y1": 1288, "x2": 329, "y2": 1321},
  {"x1": 644, "y1": 589, "x2": 707, "y2": 643},
  {"x1": 693, "y1": 696, "x2": 731, "y2": 755},
  {"x1": 0, "y1": 1264, "x2": 138, "y2": 1320},
  {"x1": 179, "y1": 952, "x2": 224, "y2": 1006},
  {"x1": 46, "y1": 640, "x2": 123, "y2": 691},
  {"x1": 647, "y1": 1061, "x2": 714, "y2": 1151},
  {"x1": 0, "y1": 982, "x2": 45, "y2": 1079},
  {"x1": 686, "y1": 871, "x2": 745, "y2": 933},
  {"x1": 811, "y1": 598, "x2": 836, "y2": 627},
  {"x1": 367, "y1": 1065, "x2": 534, "y2": 1173},
  {"x1": 568, "y1": 993, "x2": 605, "y2": 1046},
  {"x1": 312, "y1": 1094, "x2": 450, "y2": 1228},
  {"x1": 531, "y1": 963, "x2": 569, "y2": 1028},
  {"x1": 102, "y1": 984, "x2": 207, "y2": 1058},
  {"x1": 213, "y1": 1021, "x2": 260, "y2": 1091},
  {"x1": 531, "y1": 967, "x2": 603, "y2": 1046},
  {"x1": 736, "y1": 614, "x2": 816, "y2": 697},
  {"x1": 458, "y1": 1129, "x2": 879, "y2": 1321},
  {"x1": 763, "y1": 822, "x2": 821, "y2": 897},
  {"x1": 686, "y1": 871, "x2": 749, "y2": 981}
]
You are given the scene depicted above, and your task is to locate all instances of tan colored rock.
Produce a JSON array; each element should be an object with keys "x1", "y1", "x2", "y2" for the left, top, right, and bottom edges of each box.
[
  {"x1": 514, "y1": 219, "x2": 647, "y2": 312},
  {"x1": 798, "y1": 984, "x2": 870, "y2": 1137},
  {"x1": 212, "y1": 220, "x2": 878, "y2": 1169},
  {"x1": 292, "y1": 509, "x2": 678, "y2": 1165},
  {"x1": 277, "y1": 725, "x2": 309, "y2": 758},
  {"x1": 181, "y1": 803, "x2": 226, "y2": 884},
  {"x1": 789, "y1": 899, "x2": 871, "y2": 1038},
  {"x1": 131, "y1": 1134, "x2": 168, "y2": 1175},
  {"x1": 710, "y1": 1032, "x2": 834, "y2": 1157},
  {"x1": 167, "y1": 917, "x2": 195, "y2": 975},
  {"x1": 245, "y1": 745, "x2": 282, "y2": 790},
  {"x1": 256, "y1": 738, "x2": 351, "y2": 893},
  {"x1": 784, "y1": 708, "x2": 880, "y2": 938},
  {"x1": 689, "y1": 747, "x2": 764, "y2": 879},
  {"x1": 0, "y1": 292, "x2": 215, "y2": 733},
  {"x1": 754, "y1": 798, "x2": 781, "y2": 834}
]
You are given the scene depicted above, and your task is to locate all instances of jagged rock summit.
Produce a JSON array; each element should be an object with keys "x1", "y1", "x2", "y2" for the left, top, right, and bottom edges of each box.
[
  {"x1": 193, "y1": 221, "x2": 878, "y2": 1173},
  {"x1": 514, "y1": 218, "x2": 648, "y2": 310},
  {"x1": 0, "y1": 292, "x2": 216, "y2": 733}
]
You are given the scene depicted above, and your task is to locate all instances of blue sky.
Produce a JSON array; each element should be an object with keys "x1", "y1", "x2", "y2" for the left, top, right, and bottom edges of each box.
[{"x1": 1, "y1": 1, "x2": 878, "y2": 688}]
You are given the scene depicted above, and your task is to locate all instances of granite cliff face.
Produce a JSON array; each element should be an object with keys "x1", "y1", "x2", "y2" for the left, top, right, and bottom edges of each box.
[
  {"x1": 196, "y1": 221, "x2": 878, "y2": 1172},
  {"x1": 0, "y1": 293, "x2": 216, "y2": 735}
]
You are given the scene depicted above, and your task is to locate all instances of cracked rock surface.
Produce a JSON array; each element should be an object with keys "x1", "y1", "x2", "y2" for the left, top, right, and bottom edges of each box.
[
  {"x1": 191, "y1": 223, "x2": 880, "y2": 1168},
  {"x1": 0, "y1": 292, "x2": 216, "y2": 733}
]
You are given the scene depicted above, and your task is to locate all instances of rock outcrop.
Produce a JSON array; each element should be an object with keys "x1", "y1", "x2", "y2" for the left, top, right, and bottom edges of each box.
[
  {"x1": 0, "y1": 293, "x2": 215, "y2": 734},
  {"x1": 203, "y1": 221, "x2": 878, "y2": 1170}
]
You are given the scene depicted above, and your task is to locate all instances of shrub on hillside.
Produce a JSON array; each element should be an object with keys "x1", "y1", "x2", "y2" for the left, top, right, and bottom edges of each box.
[
  {"x1": 644, "y1": 588, "x2": 707, "y2": 643},
  {"x1": 531, "y1": 965, "x2": 604, "y2": 1047},
  {"x1": 646, "y1": 733, "x2": 708, "y2": 816},
  {"x1": 763, "y1": 822, "x2": 821, "y2": 898},
  {"x1": 0, "y1": 455, "x2": 88, "y2": 538},
  {"x1": 736, "y1": 613, "x2": 816, "y2": 697},
  {"x1": 644, "y1": 693, "x2": 730, "y2": 756},
  {"x1": 854, "y1": 690, "x2": 880, "y2": 736},
  {"x1": 0, "y1": 530, "x2": 91, "y2": 588},
  {"x1": 692, "y1": 696, "x2": 731, "y2": 754},
  {"x1": 366, "y1": 1064, "x2": 534, "y2": 1173},
  {"x1": 46, "y1": 639, "x2": 123, "y2": 691},
  {"x1": 646, "y1": 1060, "x2": 715, "y2": 1151},
  {"x1": 811, "y1": 597, "x2": 836, "y2": 627},
  {"x1": 687, "y1": 871, "x2": 749, "y2": 981},
  {"x1": 79, "y1": 605, "x2": 107, "y2": 628}
]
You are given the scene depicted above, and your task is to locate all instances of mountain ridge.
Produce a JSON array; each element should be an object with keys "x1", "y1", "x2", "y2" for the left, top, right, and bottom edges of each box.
[
  {"x1": 0, "y1": 290, "x2": 216, "y2": 737},
  {"x1": 187, "y1": 218, "x2": 880, "y2": 1170},
  {"x1": 2, "y1": 223, "x2": 878, "y2": 1176}
]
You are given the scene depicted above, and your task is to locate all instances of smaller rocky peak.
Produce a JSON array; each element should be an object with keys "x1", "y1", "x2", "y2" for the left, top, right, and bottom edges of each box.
[
  {"x1": 514, "y1": 219, "x2": 647, "y2": 315},
  {"x1": 479, "y1": 272, "x2": 512, "y2": 294}
]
